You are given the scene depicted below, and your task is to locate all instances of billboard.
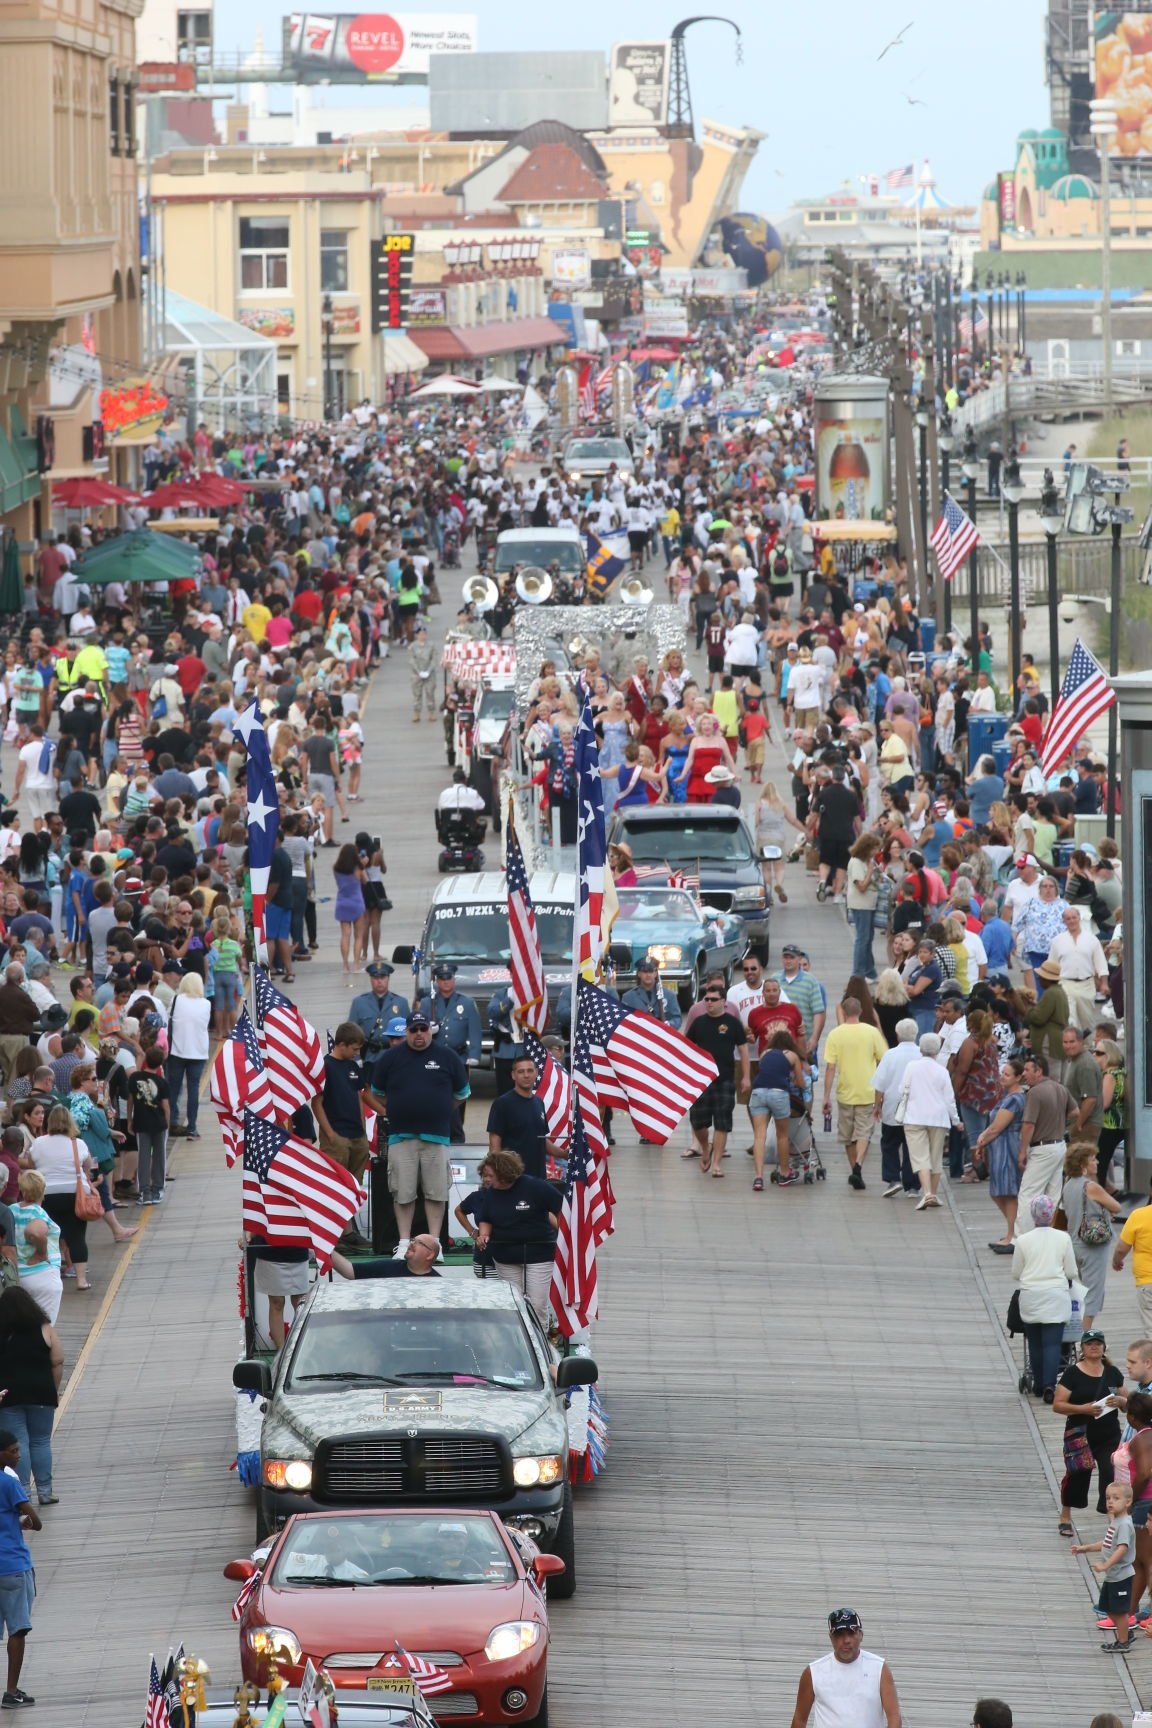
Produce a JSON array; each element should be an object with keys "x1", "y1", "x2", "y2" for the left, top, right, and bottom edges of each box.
[
  {"x1": 813, "y1": 377, "x2": 889, "y2": 523},
  {"x1": 286, "y1": 13, "x2": 476, "y2": 80},
  {"x1": 429, "y1": 51, "x2": 607, "y2": 132},
  {"x1": 1094, "y1": 11, "x2": 1152, "y2": 156},
  {"x1": 407, "y1": 289, "x2": 447, "y2": 326},
  {"x1": 370, "y1": 233, "x2": 415, "y2": 331},
  {"x1": 237, "y1": 307, "x2": 296, "y2": 339},
  {"x1": 609, "y1": 41, "x2": 671, "y2": 127}
]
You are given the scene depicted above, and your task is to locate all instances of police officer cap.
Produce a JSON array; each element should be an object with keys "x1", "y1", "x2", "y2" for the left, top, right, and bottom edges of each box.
[
  {"x1": 385, "y1": 1016, "x2": 408, "y2": 1037},
  {"x1": 636, "y1": 956, "x2": 658, "y2": 972},
  {"x1": 431, "y1": 962, "x2": 457, "y2": 980},
  {"x1": 366, "y1": 960, "x2": 394, "y2": 977}
]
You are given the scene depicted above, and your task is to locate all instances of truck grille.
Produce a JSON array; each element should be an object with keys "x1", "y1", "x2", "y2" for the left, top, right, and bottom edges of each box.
[{"x1": 316, "y1": 1434, "x2": 509, "y2": 1501}]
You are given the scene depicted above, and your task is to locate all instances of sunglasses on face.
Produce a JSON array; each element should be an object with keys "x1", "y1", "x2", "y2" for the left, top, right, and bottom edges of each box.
[{"x1": 704, "y1": 991, "x2": 725, "y2": 1000}]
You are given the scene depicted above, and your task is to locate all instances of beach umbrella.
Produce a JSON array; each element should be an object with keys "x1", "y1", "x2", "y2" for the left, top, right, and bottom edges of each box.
[
  {"x1": 469, "y1": 377, "x2": 525, "y2": 393},
  {"x1": 408, "y1": 375, "x2": 482, "y2": 398},
  {"x1": 77, "y1": 528, "x2": 200, "y2": 585},
  {"x1": 52, "y1": 478, "x2": 137, "y2": 508}
]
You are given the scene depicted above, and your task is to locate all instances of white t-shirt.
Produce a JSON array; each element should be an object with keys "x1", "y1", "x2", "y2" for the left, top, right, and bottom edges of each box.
[
  {"x1": 726, "y1": 979, "x2": 765, "y2": 1027},
  {"x1": 168, "y1": 994, "x2": 212, "y2": 1061},
  {"x1": 18, "y1": 739, "x2": 55, "y2": 791},
  {"x1": 30, "y1": 1132, "x2": 87, "y2": 1197}
]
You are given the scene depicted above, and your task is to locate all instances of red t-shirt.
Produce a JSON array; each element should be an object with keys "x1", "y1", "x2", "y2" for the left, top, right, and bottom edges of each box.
[
  {"x1": 293, "y1": 589, "x2": 322, "y2": 623},
  {"x1": 175, "y1": 654, "x2": 206, "y2": 698},
  {"x1": 1021, "y1": 713, "x2": 1044, "y2": 748},
  {"x1": 747, "y1": 999, "x2": 804, "y2": 1055}
]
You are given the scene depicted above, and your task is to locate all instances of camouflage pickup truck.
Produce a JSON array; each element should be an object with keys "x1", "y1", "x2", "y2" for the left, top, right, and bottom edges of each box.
[{"x1": 234, "y1": 1276, "x2": 597, "y2": 1598}]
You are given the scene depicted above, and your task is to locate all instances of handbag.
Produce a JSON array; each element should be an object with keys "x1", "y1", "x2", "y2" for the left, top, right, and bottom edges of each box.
[
  {"x1": 1006, "y1": 1289, "x2": 1024, "y2": 1335},
  {"x1": 1063, "y1": 1424, "x2": 1095, "y2": 1474},
  {"x1": 71, "y1": 1136, "x2": 103, "y2": 1221},
  {"x1": 1079, "y1": 1210, "x2": 1113, "y2": 1247}
]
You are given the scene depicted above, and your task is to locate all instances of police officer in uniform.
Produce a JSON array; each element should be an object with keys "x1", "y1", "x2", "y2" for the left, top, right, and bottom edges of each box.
[
  {"x1": 418, "y1": 962, "x2": 482, "y2": 1142},
  {"x1": 620, "y1": 956, "x2": 683, "y2": 1027},
  {"x1": 349, "y1": 961, "x2": 410, "y2": 1058},
  {"x1": 487, "y1": 984, "x2": 525, "y2": 1098}
]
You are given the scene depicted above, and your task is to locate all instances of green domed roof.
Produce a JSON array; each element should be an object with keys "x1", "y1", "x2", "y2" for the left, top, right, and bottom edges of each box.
[
  {"x1": 983, "y1": 181, "x2": 1000, "y2": 201},
  {"x1": 1039, "y1": 126, "x2": 1065, "y2": 139},
  {"x1": 1018, "y1": 128, "x2": 1039, "y2": 141},
  {"x1": 1051, "y1": 173, "x2": 1098, "y2": 200}
]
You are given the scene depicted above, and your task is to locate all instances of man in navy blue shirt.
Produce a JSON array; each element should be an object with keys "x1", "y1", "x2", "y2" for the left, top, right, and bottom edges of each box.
[
  {"x1": 370, "y1": 1012, "x2": 469, "y2": 1254},
  {"x1": 1074, "y1": 758, "x2": 1102, "y2": 815},
  {"x1": 486, "y1": 1056, "x2": 557, "y2": 1179}
]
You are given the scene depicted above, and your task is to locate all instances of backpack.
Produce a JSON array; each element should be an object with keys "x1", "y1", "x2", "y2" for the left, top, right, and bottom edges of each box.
[{"x1": 772, "y1": 552, "x2": 790, "y2": 578}]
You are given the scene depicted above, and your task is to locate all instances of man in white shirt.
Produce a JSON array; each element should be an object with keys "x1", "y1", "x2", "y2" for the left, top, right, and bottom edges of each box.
[
  {"x1": 437, "y1": 772, "x2": 486, "y2": 814},
  {"x1": 934, "y1": 987, "x2": 968, "y2": 1066},
  {"x1": 1046, "y1": 906, "x2": 1109, "y2": 1032},
  {"x1": 1003, "y1": 856, "x2": 1041, "y2": 927},
  {"x1": 968, "y1": 671, "x2": 997, "y2": 714},
  {"x1": 13, "y1": 732, "x2": 58, "y2": 827},
  {"x1": 727, "y1": 954, "x2": 769, "y2": 1025}
]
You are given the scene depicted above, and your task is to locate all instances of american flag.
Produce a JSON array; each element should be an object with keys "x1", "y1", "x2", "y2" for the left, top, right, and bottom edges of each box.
[
  {"x1": 211, "y1": 1008, "x2": 274, "y2": 1166},
  {"x1": 144, "y1": 1655, "x2": 166, "y2": 1728},
  {"x1": 1040, "y1": 637, "x2": 1116, "y2": 775},
  {"x1": 885, "y1": 163, "x2": 914, "y2": 190},
  {"x1": 505, "y1": 811, "x2": 546, "y2": 1034},
  {"x1": 255, "y1": 966, "x2": 325, "y2": 1115},
  {"x1": 930, "y1": 492, "x2": 980, "y2": 583},
  {"x1": 578, "y1": 979, "x2": 718, "y2": 1144},
  {"x1": 550, "y1": 1008, "x2": 613, "y2": 1336},
  {"x1": 396, "y1": 1647, "x2": 453, "y2": 1697},
  {"x1": 959, "y1": 304, "x2": 989, "y2": 343},
  {"x1": 523, "y1": 1026, "x2": 572, "y2": 1148},
  {"x1": 230, "y1": 1569, "x2": 261, "y2": 1622},
  {"x1": 234, "y1": 702, "x2": 279, "y2": 961},
  {"x1": 574, "y1": 691, "x2": 615, "y2": 977},
  {"x1": 243, "y1": 1108, "x2": 364, "y2": 1271},
  {"x1": 577, "y1": 361, "x2": 595, "y2": 421}
]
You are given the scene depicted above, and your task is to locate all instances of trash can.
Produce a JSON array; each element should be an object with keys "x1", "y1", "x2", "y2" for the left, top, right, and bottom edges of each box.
[
  {"x1": 920, "y1": 619, "x2": 937, "y2": 655},
  {"x1": 967, "y1": 713, "x2": 1008, "y2": 771},
  {"x1": 991, "y1": 742, "x2": 1012, "y2": 777}
]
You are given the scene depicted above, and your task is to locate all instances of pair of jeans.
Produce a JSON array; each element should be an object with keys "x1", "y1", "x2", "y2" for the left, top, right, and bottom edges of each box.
[
  {"x1": 136, "y1": 1128, "x2": 168, "y2": 1199},
  {"x1": 959, "y1": 1102, "x2": 991, "y2": 1167},
  {"x1": 1024, "y1": 1320, "x2": 1065, "y2": 1395},
  {"x1": 165, "y1": 1056, "x2": 204, "y2": 1134},
  {"x1": 848, "y1": 908, "x2": 876, "y2": 978},
  {"x1": 947, "y1": 1123, "x2": 966, "y2": 1179},
  {"x1": 291, "y1": 877, "x2": 309, "y2": 951},
  {"x1": 2, "y1": 1405, "x2": 53, "y2": 1499},
  {"x1": 880, "y1": 1122, "x2": 918, "y2": 1191},
  {"x1": 912, "y1": 1003, "x2": 937, "y2": 1036}
]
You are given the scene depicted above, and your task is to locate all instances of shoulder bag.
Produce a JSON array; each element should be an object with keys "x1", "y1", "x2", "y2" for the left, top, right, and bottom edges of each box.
[{"x1": 71, "y1": 1135, "x2": 103, "y2": 1221}]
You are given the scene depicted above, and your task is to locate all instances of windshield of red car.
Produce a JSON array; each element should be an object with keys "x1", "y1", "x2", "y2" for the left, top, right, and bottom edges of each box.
[{"x1": 271, "y1": 1514, "x2": 518, "y2": 1587}]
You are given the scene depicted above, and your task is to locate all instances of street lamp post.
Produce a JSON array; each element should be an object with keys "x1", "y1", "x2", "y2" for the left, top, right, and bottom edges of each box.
[
  {"x1": 961, "y1": 427, "x2": 981, "y2": 669},
  {"x1": 1108, "y1": 515, "x2": 1122, "y2": 839},
  {"x1": 1091, "y1": 99, "x2": 1118, "y2": 420},
  {"x1": 322, "y1": 292, "x2": 335, "y2": 420},
  {"x1": 1039, "y1": 468, "x2": 1063, "y2": 710},
  {"x1": 939, "y1": 412, "x2": 955, "y2": 635},
  {"x1": 1002, "y1": 449, "x2": 1026, "y2": 700},
  {"x1": 916, "y1": 401, "x2": 930, "y2": 615}
]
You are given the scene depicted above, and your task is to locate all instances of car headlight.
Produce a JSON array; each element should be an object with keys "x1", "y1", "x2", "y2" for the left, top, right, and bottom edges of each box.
[
  {"x1": 247, "y1": 1626, "x2": 302, "y2": 1665},
  {"x1": 732, "y1": 887, "x2": 767, "y2": 910},
  {"x1": 512, "y1": 1454, "x2": 565, "y2": 1488},
  {"x1": 262, "y1": 1459, "x2": 313, "y2": 1492},
  {"x1": 646, "y1": 944, "x2": 683, "y2": 966},
  {"x1": 484, "y1": 1622, "x2": 542, "y2": 1663}
]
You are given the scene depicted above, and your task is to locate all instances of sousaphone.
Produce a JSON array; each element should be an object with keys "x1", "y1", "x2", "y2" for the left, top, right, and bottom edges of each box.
[
  {"x1": 462, "y1": 574, "x2": 499, "y2": 613},
  {"x1": 619, "y1": 574, "x2": 654, "y2": 606},
  {"x1": 515, "y1": 565, "x2": 553, "y2": 604}
]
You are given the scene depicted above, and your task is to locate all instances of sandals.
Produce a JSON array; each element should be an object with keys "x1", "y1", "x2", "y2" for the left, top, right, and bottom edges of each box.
[
  {"x1": 1058, "y1": 1521, "x2": 1075, "y2": 1538},
  {"x1": 777, "y1": 888, "x2": 788, "y2": 903}
]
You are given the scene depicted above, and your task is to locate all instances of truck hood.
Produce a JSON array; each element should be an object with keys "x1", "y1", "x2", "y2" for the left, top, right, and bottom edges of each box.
[{"x1": 269, "y1": 1386, "x2": 557, "y2": 1454}]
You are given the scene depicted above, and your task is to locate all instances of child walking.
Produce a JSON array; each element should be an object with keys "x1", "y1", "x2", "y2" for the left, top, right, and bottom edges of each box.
[{"x1": 1073, "y1": 1481, "x2": 1135, "y2": 1651}]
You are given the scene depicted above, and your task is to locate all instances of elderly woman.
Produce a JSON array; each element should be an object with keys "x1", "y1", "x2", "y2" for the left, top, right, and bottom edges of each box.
[
  {"x1": 454, "y1": 1149, "x2": 559, "y2": 1328},
  {"x1": 1012, "y1": 1194, "x2": 1078, "y2": 1402},
  {"x1": 896, "y1": 1032, "x2": 961, "y2": 1209},
  {"x1": 1060, "y1": 1141, "x2": 1122, "y2": 1328},
  {"x1": 1025, "y1": 959, "x2": 1070, "y2": 1076},
  {"x1": 1015, "y1": 875, "x2": 1067, "y2": 989}
]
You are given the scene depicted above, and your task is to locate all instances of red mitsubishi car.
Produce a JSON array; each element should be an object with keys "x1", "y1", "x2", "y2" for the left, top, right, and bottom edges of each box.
[{"x1": 226, "y1": 1508, "x2": 562, "y2": 1725}]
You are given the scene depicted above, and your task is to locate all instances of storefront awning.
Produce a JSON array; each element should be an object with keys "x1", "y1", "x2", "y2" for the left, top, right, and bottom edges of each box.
[
  {"x1": 0, "y1": 410, "x2": 41, "y2": 517},
  {"x1": 410, "y1": 317, "x2": 570, "y2": 364}
]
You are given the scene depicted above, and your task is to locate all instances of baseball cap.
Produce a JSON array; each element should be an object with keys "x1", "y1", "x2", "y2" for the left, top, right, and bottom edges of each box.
[
  {"x1": 366, "y1": 960, "x2": 394, "y2": 977},
  {"x1": 1015, "y1": 853, "x2": 1038, "y2": 869},
  {"x1": 385, "y1": 1015, "x2": 408, "y2": 1037},
  {"x1": 161, "y1": 959, "x2": 183, "y2": 976},
  {"x1": 781, "y1": 943, "x2": 802, "y2": 957},
  {"x1": 1082, "y1": 1328, "x2": 1107, "y2": 1345},
  {"x1": 636, "y1": 956, "x2": 658, "y2": 971},
  {"x1": 938, "y1": 980, "x2": 965, "y2": 999},
  {"x1": 406, "y1": 1011, "x2": 431, "y2": 1030},
  {"x1": 828, "y1": 1609, "x2": 862, "y2": 1634}
]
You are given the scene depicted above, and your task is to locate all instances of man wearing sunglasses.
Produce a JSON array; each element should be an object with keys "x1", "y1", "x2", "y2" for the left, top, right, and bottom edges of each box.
[
  {"x1": 789, "y1": 1609, "x2": 902, "y2": 1728},
  {"x1": 685, "y1": 981, "x2": 750, "y2": 1174}
]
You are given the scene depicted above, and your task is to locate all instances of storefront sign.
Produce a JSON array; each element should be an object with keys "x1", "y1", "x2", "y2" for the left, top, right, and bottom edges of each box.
[
  {"x1": 998, "y1": 171, "x2": 1016, "y2": 230},
  {"x1": 551, "y1": 248, "x2": 591, "y2": 289},
  {"x1": 331, "y1": 301, "x2": 361, "y2": 335},
  {"x1": 237, "y1": 307, "x2": 296, "y2": 339},
  {"x1": 286, "y1": 12, "x2": 477, "y2": 79},
  {"x1": 138, "y1": 61, "x2": 197, "y2": 92},
  {"x1": 370, "y1": 232, "x2": 415, "y2": 330},
  {"x1": 100, "y1": 382, "x2": 169, "y2": 441},
  {"x1": 407, "y1": 289, "x2": 447, "y2": 326}
]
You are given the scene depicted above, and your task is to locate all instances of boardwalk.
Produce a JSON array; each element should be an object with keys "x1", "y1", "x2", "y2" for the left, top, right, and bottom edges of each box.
[{"x1": 20, "y1": 592, "x2": 1143, "y2": 1725}]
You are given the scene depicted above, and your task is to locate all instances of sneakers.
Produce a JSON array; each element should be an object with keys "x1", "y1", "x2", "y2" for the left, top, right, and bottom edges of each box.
[
  {"x1": 37, "y1": 1494, "x2": 57, "y2": 1507},
  {"x1": 883, "y1": 1182, "x2": 903, "y2": 1198},
  {"x1": 848, "y1": 1165, "x2": 865, "y2": 1191},
  {"x1": 393, "y1": 1238, "x2": 410, "y2": 1260},
  {"x1": 2, "y1": 1690, "x2": 35, "y2": 1708},
  {"x1": 776, "y1": 1170, "x2": 801, "y2": 1187}
]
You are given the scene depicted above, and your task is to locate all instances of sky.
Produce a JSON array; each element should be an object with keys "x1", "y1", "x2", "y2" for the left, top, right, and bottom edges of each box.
[{"x1": 212, "y1": 0, "x2": 1049, "y2": 212}]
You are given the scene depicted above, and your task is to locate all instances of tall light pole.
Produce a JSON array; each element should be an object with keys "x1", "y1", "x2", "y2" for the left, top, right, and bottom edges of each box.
[
  {"x1": 938, "y1": 411, "x2": 954, "y2": 635},
  {"x1": 961, "y1": 427, "x2": 982, "y2": 670},
  {"x1": 1039, "y1": 468, "x2": 1063, "y2": 710},
  {"x1": 1091, "y1": 98, "x2": 1118, "y2": 420},
  {"x1": 1002, "y1": 448, "x2": 1026, "y2": 701},
  {"x1": 322, "y1": 292, "x2": 335, "y2": 420},
  {"x1": 916, "y1": 400, "x2": 930, "y2": 616}
]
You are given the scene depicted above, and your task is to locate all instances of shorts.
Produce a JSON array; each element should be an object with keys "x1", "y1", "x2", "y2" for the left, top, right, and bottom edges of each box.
[
  {"x1": 387, "y1": 1137, "x2": 450, "y2": 1205},
  {"x1": 265, "y1": 904, "x2": 291, "y2": 941},
  {"x1": 214, "y1": 970, "x2": 241, "y2": 1011},
  {"x1": 837, "y1": 1102, "x2": 875, "y2": 1146},
  {"x1": 1098, "y1": 1576, "x2": 1133, "y2": 1617},
  {"x1": 0, "y1": 1570, "x2": 34, "y2": 1638},
  {"x1": 627, "y1": 531, "x2": 648, "y2": 554},
  {"x1": 707, "y1": 654, "x2": 725, "y2": 673},
  {"x1": 730, "y1": 663, "x2": 757, "y2": 678},
  {"x1": 689, "y1": 1076, "x2": 736, "y2": 1134},
  {"x1": 819, "y1": 838, "x2": 851, "y2": 874},
  {"x1": 253, "y1": 1256, "x2": 312, "y2": 1299},
  {"x1": 309, "y1": 771, "x2": 336, "y2": 809},
  {"x1": 749, "y1": 1087, "x2": 791, "y2": 1121},
  {"x1": 26, "y1": 788, "x2": 55, "y2": 821},
  {"x1": 1133, "y1": 1498, "x2": 1152, "y2": 1529},
  {"x1": 319, "y1": 1127, "x2": 371, "y2": 1184},
  {"x1": 745, "y1": 738, "x2": 765, "y2": 769}
]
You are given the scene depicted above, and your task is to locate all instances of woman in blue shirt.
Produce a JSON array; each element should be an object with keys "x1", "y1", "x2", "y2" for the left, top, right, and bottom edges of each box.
[{"x1": 905, "y1": 939, "x2": 943, "y2": 1036}]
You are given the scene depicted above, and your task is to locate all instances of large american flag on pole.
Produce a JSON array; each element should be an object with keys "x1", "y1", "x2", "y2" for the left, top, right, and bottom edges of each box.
[
  {"x1": 254, "y1": 966, "x2": 325, "y2": 1115},
  {"x1": 505, "y1": 809, "x2": 546, "y2": 1034},
  {"x1": 577, "y1": 979, "x2": 718, "y2": 1144},
  {"x1": 930, "y1": 492, "x2": 980, "y2": 583},
  {"x1": 233, "y1": 702, "x2": 279, "y2": 961},
  {"x1": 574, "y1": 691, "x2": 615, "y2": 977},
  {"x1": 523, "y1": 1026, "x2": 572, "y2": 1148},
  {"x1": 211, "y1": 1007, "x2": 274, "y2": 1166},
  {"x1": 242, "y1": 1108, "x2": 364, "y2": 1271},
  {"x1": 885, "y1": 163, "x2": 914, "y2": 190},
  {"x1": 550, "y1": 1005, "x2": 613, "y2": 1335},
  {"x1": 1040, "y1": 636, "x2": 1116, "y2": 775}
]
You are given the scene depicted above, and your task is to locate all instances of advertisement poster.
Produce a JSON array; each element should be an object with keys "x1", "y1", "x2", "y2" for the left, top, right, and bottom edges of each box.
[
  {"x1": 813, "y1": 397, "x2": 889, "y2": 522},
  {"x1": 551, "y1": 247, "x2": 591, "y2": 289},
  {"x1": 237, "y1": 307, "x2": 295, "y2": 339},
  {"x1": 1094, "y1": 11, "x2": 1152, "y2": 156},
  {"x1": 331, "y1": 302, "x2": 361, "y2": 335},
  {"x1": 370, "y1": 233, "x2": 415, "y2": 331},
  {"x1": 609, "y1": 41, "x2": 671, "y2": 126},
  {"x1": 287, "y1": 12, "x2": 477, "y2": 79},
  {"x1": 997, "y1": 171, "x2": 1016, "y2": 231},
  {"x1": 406, "y1": 289, "x2": 447, "y2": 326}
]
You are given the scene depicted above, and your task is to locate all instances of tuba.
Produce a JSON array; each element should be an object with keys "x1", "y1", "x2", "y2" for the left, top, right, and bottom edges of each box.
[
  {"x1": 515, "y1": 566, "x2": 553, "y2": 605},
  {"x1": 619, "y1": 574, "x2": 654, "y2": 606},
  {"x1": 462, "y1": 574, "x2": 499, "y2": 613}
]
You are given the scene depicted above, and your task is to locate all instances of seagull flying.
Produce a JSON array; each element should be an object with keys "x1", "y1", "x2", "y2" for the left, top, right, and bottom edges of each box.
[
  {"x1": 904, "y1": 92, "x2": 927, "y2": 106},
  {"x1": 877, "y1": 20, "x2": 914, "y2": 60}
]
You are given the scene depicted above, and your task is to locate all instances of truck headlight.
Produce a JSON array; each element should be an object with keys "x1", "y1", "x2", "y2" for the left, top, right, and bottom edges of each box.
[
  {"x1": 646, "y1": 945, "x2": 683, "y2": 967},
  {"x1": 263, "y1": 1459, "x2": 313, "y2": 1492},
  {"x1": 248, "y1": 1627, "x2": 302, "y2": 1665},
  {"x1": 512, "y1": 1454, "x2": 565, "y2": 1487},
  {"x1": 732, "y1": 887, "x2": 767, "y2": 910},
  {"x1": 484, "y1": 1622, "x2": 542, "y2": 1663}
]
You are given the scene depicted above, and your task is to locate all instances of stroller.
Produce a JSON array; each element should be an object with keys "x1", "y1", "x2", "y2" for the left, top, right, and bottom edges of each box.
[{"x1": 436, "y1": 807, "x2": 487, "y2": 874}]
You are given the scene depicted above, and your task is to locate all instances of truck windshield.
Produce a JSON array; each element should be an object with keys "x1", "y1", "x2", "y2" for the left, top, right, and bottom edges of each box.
[
  {"x1": 619, "y1": 819, "x2": 755, "y2": 866},
  {"x1": 272, "y1": 1513, "x2": 517, "y2": 1587},
  {"x1": 494, "y1": 538, "x2": 583, "y2": 573},
  {"x1": 287, "y1": 1309, "x2": 542, "y2": 1391},
  {"x1": 427, "y1": 904, "x2": 573, "y2": 965}
]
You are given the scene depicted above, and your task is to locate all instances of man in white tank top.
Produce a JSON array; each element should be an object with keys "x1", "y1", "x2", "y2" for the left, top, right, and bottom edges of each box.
[{"x1": 789, "y1": 1609, "x2": 902, "y2": 1728}]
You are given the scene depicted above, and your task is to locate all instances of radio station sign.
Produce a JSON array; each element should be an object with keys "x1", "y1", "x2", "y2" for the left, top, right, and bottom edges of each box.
[
  {"x1": 370, "y1": 232, "x2": 415, "y2": 331},
  {"x1": 286, "y1": 12, "x2": 477, "y2": 79}
]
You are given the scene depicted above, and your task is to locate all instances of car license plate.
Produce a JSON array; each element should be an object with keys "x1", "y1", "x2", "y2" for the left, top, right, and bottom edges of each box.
[{"x1": 367, "y1": 1678, "x2": 416, "y2": 1694}]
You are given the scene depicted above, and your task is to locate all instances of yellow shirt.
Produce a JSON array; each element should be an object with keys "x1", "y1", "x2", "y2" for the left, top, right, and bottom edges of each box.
[
  {"x1": 824, "y1": 1022, "x2": 888, "y2": 1105},
  {"x1": 711, "y1": 689, "x2": 740, "y2": 738},
  {"x1": 1121, "y1": 1205, "x2": 1152, "y2": 1286},
  {"x1": 243, "y1": 602, "x2": 272, "y2": 644},
  {"x1": 660, "y1": 506, "x2": 680, "y2": 538}
]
